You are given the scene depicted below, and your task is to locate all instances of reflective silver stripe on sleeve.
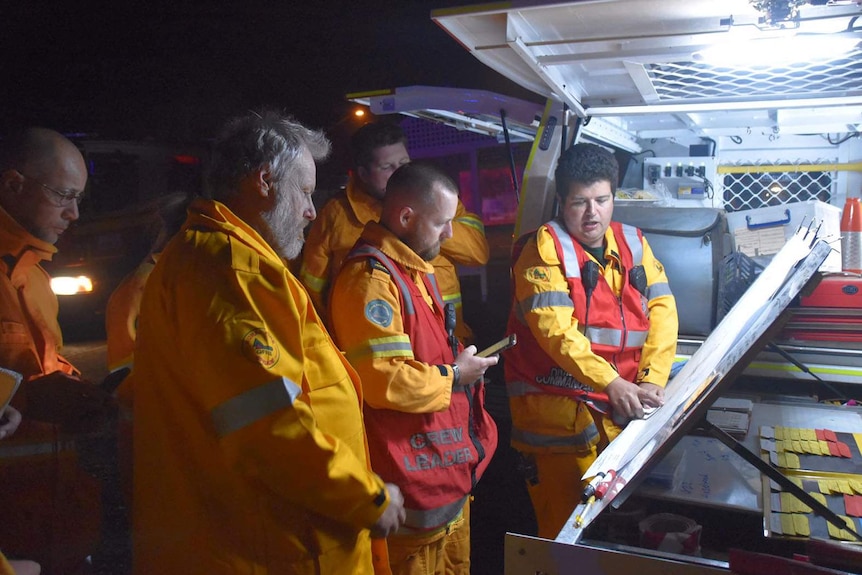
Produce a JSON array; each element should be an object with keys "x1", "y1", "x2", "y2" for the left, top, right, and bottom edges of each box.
[
  {"x1": 647, "y1": 281, "x2": 674, "y2": 300},
  {"x1": 546, "y1": 220, "x2": 580, "y2": 279},
  {"x1": 441, "y1": 292, "x2": 463, "y2": 307},
  {"x1": 455, "y1": 215, "x2": 485, "y2": 233},
  {"x1": 519, "y1": 291, "x2": 573, "y2": 315},
  {"x1": 0, "y1": 439, "x2": 77, "y2": 459},
  {"x1": 211, "y1": 377, "x2": 302, "y2": 438},
  {"x1": 511, "y1": 424, "x2": 599, "y2": 449},
  {"x1": 621, "y1": 224, "x2": 642, "y2": 265},
  {"x1": 401, "y1": 496, "x2": 468, "y2": 532},
  {"x1": 368, "y1": 338, "x2": 414, "y2": 357}
]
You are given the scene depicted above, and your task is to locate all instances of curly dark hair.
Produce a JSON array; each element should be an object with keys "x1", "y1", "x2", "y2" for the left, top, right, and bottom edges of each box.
[{"x1": 554, "y1": 142, "x2": 618, "y2": 202}]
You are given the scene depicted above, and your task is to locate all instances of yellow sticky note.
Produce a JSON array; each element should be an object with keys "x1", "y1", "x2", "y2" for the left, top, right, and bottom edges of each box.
[
  {"x1": 781, "y1": 513, "x2": 796, "y2": 536},
  {"x1": 810, "y1": 492, "x2": 827, "y2": 506},
  {"x1": 785, "y1": 453, "x2": 800, "y2": 469},
  {"x1": 853, "y1": 433, "x2": 862, "y2": 458},
  {"x1": 829, "y1": 516, "x2": 858, "y2": 541},
  {"x1": 780, "y1": 492, "x2": 795, "y2": 513},
  {"x1": 794, "y1": 514, "x2": 811, "y2": 537}
]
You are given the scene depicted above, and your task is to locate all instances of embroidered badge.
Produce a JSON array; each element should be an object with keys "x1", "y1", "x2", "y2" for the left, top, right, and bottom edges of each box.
[
  {"x1": 242, "y1": 328, "x2": 280, "y2": 368},
  {"x1": 365, "y1": 299, "x2": 393, "y2": 327},
  {"x1": 526, "y1": 266, "x2": 550, "y2": 283}
]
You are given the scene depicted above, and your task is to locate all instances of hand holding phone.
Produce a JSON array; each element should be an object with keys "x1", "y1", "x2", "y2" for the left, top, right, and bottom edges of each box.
[{"x1": 476, "y1": 334, "x2": 517, "y2": 358}]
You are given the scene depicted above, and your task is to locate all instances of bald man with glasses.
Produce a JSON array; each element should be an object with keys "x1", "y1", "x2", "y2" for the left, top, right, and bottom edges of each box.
[{"x1": 0, "y1": 127, "x2": 114, "y2": 574}]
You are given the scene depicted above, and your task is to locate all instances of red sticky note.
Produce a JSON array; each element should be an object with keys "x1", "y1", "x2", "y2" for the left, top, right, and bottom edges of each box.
[
  {"x1": 838, "y1": 442, "x2": 852, "y2": 458},
  {"x1": 816, "y1": 429, "x2": 826, "y2": 441},
  {"x1": 829, "y1": 442, "x2": 841, "y2": 457},
  {"x1": 825, "y1": 430, "x2": 839, "y2": 443}
]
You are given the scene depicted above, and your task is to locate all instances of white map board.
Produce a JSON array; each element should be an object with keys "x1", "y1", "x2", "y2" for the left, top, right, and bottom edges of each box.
[{"x1": 557, "y1": 230, "x2": 833, "y2": 542}]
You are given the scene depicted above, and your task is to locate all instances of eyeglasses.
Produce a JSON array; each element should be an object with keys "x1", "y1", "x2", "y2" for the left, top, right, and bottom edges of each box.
[{"x1": 16, "y1": 170, "x2": 86, "y2": 207}]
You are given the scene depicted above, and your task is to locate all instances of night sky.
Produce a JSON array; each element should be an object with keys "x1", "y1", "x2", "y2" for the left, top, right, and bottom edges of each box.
[{"x1": 1, "y1": 2, "x2": 537, "y2": 142}]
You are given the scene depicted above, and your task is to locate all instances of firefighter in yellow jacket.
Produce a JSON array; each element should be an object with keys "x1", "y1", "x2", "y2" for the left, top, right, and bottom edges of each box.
[
  {"x1": 129, "y1": 111, "x2": 405, "y2": 575},
  {"x1": 299, "y1": 121, "x2": 488, "y2": 342},
  {"x1": 330, "y1": 163, "x2": 499, "y2": 575},
  {"x1": 505, "y1": 143, "x2": 678, "y2": 538}
]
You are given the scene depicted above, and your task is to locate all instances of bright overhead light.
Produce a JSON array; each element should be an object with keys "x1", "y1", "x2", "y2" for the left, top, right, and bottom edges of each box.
[
  {"x1": 50, "y1": 275, "x2": 94, "y2": 295},
  {"x1": 694, "y1": 35, "x2": 859, "y2": 67}
]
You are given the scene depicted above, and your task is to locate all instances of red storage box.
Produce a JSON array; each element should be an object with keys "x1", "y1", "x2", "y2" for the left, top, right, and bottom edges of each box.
[{"x1": 800, "y1": 276, "x2": 862, "y2": 309}]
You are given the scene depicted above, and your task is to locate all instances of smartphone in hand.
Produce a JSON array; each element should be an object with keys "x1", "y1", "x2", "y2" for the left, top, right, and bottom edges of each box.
[{"x1": 476, "y1": 334, "x2": 517, "y2": 358}]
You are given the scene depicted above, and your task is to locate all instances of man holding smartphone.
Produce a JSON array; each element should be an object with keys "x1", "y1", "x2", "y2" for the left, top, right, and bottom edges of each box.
[{"x1": 329, "y1": 162, "x2": 498, "y2": 575}]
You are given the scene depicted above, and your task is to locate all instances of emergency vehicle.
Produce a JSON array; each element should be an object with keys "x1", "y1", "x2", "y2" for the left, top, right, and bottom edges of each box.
[{"x1": 351, "y1": 0, "x2": 862, "y2": 572}]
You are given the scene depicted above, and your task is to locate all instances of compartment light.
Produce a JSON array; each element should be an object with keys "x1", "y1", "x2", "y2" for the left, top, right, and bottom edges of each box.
[{"x1": 694, "y1": 35, "x2": 859, "y2": 67}]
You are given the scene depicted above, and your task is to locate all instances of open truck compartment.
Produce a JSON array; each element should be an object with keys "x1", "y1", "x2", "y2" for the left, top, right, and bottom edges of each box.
[{"x1": 351, "y1": 1, "x2": 862, "y2": 572}]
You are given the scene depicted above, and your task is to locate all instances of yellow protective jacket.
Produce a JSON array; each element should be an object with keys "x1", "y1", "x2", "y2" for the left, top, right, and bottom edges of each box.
[
  {"x1": 330, "y1": 223, "x2": 497, "y2": 532},
  {"x1": 105, "y1": 254, "x2": 156, "y2": 373},
  {"x1": 130, "y1": 199, "x2": 389, "y2": 575},
  {"x1": 329, "y1": 222, "x2": 456, "y2": 415},
  {"x1": 506, "y1": 223, "x2": 678, "y2": 453},
  {"x1": 299, "y1": 176, "x2": 488, "y2": 340},
  {"x1": 0, "y1": 205, "x2": 101, "y2": 573}
]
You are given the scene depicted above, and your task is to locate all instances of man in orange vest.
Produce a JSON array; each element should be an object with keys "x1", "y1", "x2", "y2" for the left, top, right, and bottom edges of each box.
[
  {"x1": 0, "y1": 127, "x2": 115, "y2": 574},
  {"x1": 505, "y1": 143, "x2": 678, "y2": 538},
  {"x1": 299, "y1": 122, "x2": 488, "y2": 343},
  {"x1": 329, "y1": 162, "x2": 498, "y2": 575}
]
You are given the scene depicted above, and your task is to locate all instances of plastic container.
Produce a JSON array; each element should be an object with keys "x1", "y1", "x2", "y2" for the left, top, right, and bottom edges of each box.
[{"x1": 841, "y1": 197, "x2": 862, "y2": 273}]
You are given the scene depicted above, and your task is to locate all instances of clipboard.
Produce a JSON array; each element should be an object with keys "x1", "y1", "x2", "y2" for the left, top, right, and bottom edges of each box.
[{"x1": 0, "y1": 367, "x2": 23, "y2": 418}]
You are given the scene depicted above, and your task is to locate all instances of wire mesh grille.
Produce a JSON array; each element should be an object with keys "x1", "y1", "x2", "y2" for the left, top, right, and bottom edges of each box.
[
  {"x1": 721, "y1": 160, "x2": 835, "y2": 212},
  {"x1": 400, "y1": 116, "x2": 496, "y2": 152},
  {"x1": 647, "y1": 47, "x2": 862, "y2": 101}
]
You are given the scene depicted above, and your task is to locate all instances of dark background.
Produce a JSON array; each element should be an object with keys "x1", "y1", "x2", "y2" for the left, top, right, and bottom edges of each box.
[{"x1": 0, "y1": 2, "x2": 537, "y2": 145}]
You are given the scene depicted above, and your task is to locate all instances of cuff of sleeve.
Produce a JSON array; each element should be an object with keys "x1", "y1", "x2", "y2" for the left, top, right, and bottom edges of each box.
[{"x1": 344, "y1": 478, "x2": 390, "y2": 529}]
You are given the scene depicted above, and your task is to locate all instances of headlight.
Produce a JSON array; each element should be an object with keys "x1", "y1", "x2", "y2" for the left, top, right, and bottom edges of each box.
[{"x1": 50, "y1": 276, "x2": 94, "y2": 295}]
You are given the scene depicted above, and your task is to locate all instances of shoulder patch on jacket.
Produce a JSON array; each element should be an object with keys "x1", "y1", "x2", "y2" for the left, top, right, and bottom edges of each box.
[
  {"x1": 365, "y1": 299, "x2": 393, "y2": 327},
  {"x1": 526, "y1": 266, "x2": 551, "y2": 284},
  {"x1": 241, "y1": 328, "x2": 280, "y2": 368}
]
